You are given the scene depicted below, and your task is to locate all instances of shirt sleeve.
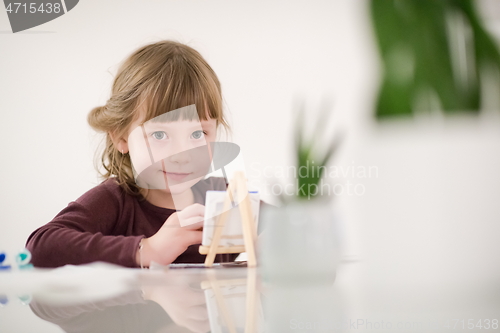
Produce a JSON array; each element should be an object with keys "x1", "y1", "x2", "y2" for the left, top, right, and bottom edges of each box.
[{"x1": 26, "y1": 183, "x2": 143, "y2": 268}]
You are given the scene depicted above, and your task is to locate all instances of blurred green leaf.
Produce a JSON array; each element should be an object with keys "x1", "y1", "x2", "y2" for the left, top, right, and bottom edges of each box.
[{"x1": 371, "y1": 0, "x2": 500, "y2": 118}]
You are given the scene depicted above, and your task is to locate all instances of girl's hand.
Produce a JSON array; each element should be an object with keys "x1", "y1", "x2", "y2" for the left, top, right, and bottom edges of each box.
[{"x1": 136, "y1": 203, "x2": 205, "y2": 267}]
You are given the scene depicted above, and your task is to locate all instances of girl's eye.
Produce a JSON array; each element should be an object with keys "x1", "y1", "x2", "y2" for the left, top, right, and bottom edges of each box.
[
  {"x1": 151, "y1": 131, "x2": 167, "y2": 140},
  {"x1": 191, "y1": 130, "x2": 206, "y2": 140}
]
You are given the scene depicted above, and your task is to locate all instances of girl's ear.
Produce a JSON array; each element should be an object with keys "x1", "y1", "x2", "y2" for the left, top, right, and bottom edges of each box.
[{"x1": 109, "y1": 131, "x2": 129, "y2": 154}]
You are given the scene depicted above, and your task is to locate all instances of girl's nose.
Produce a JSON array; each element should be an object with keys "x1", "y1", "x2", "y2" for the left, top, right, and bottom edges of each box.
[
  {"x1": 166, "y1": 140, "x2": 193, "y2": 164},
  {"x1": 167, "y1": 149, "x2": 191, "y2": 164}
]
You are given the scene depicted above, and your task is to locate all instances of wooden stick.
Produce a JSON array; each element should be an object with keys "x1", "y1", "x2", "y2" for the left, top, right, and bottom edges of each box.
[
  {"x1": 204, "y1": 180, "x2": 235, "y2": 267},
  {"x1": 208, "y1": 276, "x2": 238, "y2": 333},
  {"x1": 202, "y1": 171, "x2": 258, "y2": 267},
  {"x1": 245, "y1": 268, "x2": 258, "y2": 333},
  {"x1": 235, "y1": 171, "x2": 257, "y2": 267},
  {"x1": 199, "y1": 245, "x2": 245, "y2": 255}
]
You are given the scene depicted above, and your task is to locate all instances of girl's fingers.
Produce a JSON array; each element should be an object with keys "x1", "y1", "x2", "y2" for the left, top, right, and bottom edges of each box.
[
  {"x1": 183, "y1": 204, "x2": 205, "y2": 218},
  {"x1": 181, "y1": 218, "x2": 204, "y2": 230},
  {"x1": 184, "y1": 230, "x2": 203, "y2": 245},
  {"x1": 178, "y1": 204, "x2": 205, "y2": 227},
  {"x1": 178, "y1": 215, "x2": 204, "y2": 228}
]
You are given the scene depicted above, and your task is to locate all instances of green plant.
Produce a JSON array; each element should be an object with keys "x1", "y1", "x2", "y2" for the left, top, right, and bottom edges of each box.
[
  {"x1": 371, "y1": 0, "x2": 500, "y2": 118},
  {"x1": 291, "y1": 100, "x2": 341, "y2": 201}
]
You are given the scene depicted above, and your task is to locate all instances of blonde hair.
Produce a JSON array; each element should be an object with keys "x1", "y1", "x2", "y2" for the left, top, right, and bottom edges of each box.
[{"x1": 88, "y1": 40, "x2": 229, "y2": 195}]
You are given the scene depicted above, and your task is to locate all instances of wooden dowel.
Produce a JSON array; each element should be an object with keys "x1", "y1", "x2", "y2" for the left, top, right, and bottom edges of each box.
[
  {"x1": 204, "y1": 181, "x2": 235, "y2": 267},
  {"x1": 199, "y1": 245, "x2": 245, "y2": 255},
  {"x1": 245, "y1": 268, "x2": 257, "y2": 333},
  {"x1": 235, "y1": 172, "x2": 257, "y2": 267}
]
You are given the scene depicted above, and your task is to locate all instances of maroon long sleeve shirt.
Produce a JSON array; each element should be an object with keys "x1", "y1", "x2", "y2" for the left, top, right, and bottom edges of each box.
[{"x1": 26, "y1": 177, "x2": 238, "y2": 268}]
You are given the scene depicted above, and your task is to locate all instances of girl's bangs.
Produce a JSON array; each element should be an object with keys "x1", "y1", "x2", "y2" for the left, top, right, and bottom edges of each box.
[{"x1": 138, "y1": 66, "x2": 222, "y2": 125}]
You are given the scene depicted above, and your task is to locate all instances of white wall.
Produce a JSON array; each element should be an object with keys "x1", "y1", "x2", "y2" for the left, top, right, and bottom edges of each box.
[{"x1": 1, "y1": 0, "x2": 500, "y2": 285}]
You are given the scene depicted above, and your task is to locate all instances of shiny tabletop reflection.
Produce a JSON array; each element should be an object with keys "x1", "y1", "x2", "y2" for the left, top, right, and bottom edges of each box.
[{"x1": 1, "y1": 259, "x2": 499, "y2": 333}]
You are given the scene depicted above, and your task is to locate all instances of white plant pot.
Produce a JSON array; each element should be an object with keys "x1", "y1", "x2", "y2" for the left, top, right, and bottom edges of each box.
[{"x1": 258, "y1": 200, "x2": 340, "y2": 285}]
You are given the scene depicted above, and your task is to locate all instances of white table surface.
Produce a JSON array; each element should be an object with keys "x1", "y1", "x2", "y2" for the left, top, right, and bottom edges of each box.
[{"x1": 0, "y1": 258, "x2": 498, "y2": 333}]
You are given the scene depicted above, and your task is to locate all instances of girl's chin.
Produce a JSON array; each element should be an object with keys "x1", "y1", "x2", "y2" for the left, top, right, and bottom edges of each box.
[
  {"x1": 165, "y1": 187, "x2": 189, "y2": 195},
  {"x1": 140, "y1": 176, "x2": 204, "y2": 194},
  {"x1": 149, "y1": 186, "x2": 188, "y2": 195}
]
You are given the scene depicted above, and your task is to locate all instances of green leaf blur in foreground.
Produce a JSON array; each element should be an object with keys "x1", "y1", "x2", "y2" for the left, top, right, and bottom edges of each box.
[
  {"x1": 371, "y1": 0, "x2": 500, "y2": 118},
  {"x1": 294, "y1": 101, "x2": 341, "y2": 200}
]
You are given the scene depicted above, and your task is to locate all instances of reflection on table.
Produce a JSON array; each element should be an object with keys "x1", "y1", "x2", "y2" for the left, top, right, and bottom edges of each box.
[{"x1": 1, "y1": 259, "x2": 498, "y2": 333}]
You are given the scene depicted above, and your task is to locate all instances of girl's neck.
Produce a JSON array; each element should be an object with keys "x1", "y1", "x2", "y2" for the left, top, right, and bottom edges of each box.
[{"x1": 141, "y1": 188, "x2": 194, "y2": 210}]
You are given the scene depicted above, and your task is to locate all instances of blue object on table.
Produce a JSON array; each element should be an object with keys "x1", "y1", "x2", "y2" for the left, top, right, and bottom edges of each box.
[
  {"x1": 0, "y1": 252, "x2": 11, "y2": 270},
  {"x1": 0, "y1": 294, "x2": 8, "y2": 306},
  {"x1": 16, "y1": 249, "x2": 33, "y2": 270}
]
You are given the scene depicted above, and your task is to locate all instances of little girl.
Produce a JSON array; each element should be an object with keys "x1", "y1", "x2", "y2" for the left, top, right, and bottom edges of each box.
[{"x1": 26, "y1": 40, "x2": 239, "y2": 268}]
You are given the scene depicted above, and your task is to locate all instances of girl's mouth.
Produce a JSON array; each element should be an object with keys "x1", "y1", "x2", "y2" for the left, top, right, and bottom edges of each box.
[{"x1": 163, "y1": 171, "x2": 192, "y2": 181}]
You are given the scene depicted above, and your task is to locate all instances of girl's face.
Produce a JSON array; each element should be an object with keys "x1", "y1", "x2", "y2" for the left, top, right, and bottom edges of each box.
[{"x1": 124, "y1": 105, "x2": 217, "y2": 196}]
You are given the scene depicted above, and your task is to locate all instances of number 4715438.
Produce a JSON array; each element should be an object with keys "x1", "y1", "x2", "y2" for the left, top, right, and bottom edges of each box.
[
  {"x1": 443, "y1": 319, "x2": 498, "y2": 330},
  {"x1": 6, "y1": 3, "x2": 61, "y2": 14}
]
